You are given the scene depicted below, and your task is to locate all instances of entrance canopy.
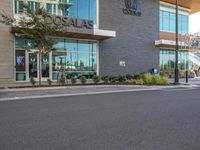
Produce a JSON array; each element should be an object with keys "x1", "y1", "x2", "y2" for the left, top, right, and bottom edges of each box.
[
  {"x1": 12, "y1": 27, "x2": 116, "y2": 41},
  {"x1": 55, "y1": 29, "x2": 116, "y2": 41}
]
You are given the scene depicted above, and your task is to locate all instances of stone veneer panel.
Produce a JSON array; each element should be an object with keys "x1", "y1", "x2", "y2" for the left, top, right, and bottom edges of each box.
[{"x1": 0, "y1": 0, "x2": 15, "y2": 83}]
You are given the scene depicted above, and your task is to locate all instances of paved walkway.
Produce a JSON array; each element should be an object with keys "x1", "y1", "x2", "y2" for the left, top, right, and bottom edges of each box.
[
  {"x1": 170, "y1": 77, "x2": 200, "y2": 85},
  {"x1": 0, "y1": 77, "x2": 200, "y2": 101}
]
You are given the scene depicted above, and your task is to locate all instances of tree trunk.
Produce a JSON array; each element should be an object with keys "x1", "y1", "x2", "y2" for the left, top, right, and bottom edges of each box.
[{"x1": 38, "y1": 51, "x2": 42, "y2": 86}]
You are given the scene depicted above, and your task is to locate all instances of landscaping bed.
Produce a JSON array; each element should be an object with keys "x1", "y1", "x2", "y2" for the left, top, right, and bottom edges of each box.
[{"x1": 9, "y1": 73, "x2": 171, "y2": 89}]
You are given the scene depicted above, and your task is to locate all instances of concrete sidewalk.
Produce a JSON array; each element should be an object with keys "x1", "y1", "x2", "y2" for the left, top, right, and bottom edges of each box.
[
  {"x1": 0, "y1": 84, "x2": 199, "y2": 101},
  {"x1": 170, "y1": 77, "x2": 200, "y2": 85},
  {"x1": 1, "y1": 77, "x2": 200, "y2": 101}
]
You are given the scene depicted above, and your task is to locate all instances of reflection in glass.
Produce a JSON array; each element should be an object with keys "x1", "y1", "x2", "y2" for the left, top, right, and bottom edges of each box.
[
  {"x1": 160, "y1": 10, "x2": 189, "y2": 34},
  {"x1": 29, "y1": 53, "x2": 38, "y2": 78},
  {"x1": 52, "y1": 39, "x2": 97, "y2": 80},
  {"x1": 160, "y1": 49, "x2": 189, "y2": 71},
  {"x1": 14, "y1": 0, "x2": 97, "y2": 24},
  {"x1": 42, "y1": 55, "x2": 50, "y2": 78}
]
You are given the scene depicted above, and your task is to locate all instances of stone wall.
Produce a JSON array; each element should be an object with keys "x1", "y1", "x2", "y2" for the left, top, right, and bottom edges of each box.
[{"x1": 0, "y1": 0, "x2": 15, "y2": 83}]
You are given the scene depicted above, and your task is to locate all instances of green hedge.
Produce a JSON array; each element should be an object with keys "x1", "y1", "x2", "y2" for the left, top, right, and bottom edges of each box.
[
  {"x1": 127, "y1": 73, "x2": 169, "y2": 85},
  {"x1": 80, "y1": 76, "x2": 87, "y2": 84}
]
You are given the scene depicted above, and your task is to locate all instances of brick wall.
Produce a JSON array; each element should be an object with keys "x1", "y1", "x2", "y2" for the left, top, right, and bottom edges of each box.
[{"x1": 99, "y1": 0, "x2": 160, "y2": 75}]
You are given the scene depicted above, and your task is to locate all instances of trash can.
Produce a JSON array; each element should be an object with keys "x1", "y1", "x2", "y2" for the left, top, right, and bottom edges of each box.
[{"x1": 151, "y1": 68, "x2": 158, "y2": 74}]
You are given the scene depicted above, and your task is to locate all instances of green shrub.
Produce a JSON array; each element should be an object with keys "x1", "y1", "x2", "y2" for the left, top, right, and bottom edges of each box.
[
  {"x1": 59, "y1": 74, "x2": 65, "y2": 86},
  {"x1": 118, "y1": 75, "x2": 126, "y2": 82},
  {"x1": 153, "y1": 74, "x2": 162, "y2": 85},
  {"x1": 80, "y1": 76, "x2": 87, "y2": 84},
  {"x1": 135, "y1": 79, "x2": 144, "y2": 85},
  {"x1": 127, "y1": 79, "x2": 135, "y2": 84},
  {"x1": 153, "y1": 74, "x2": 170, "y2": 85},
  {"x1": 101, "y1": 75, "x2": 109, "y2": 83},
  {"x1": 71, "y1": 76, "x2": 77, "y2": 84},
  {"x1": 47, "y1": 78, "x2": 52, "y2": 86},
  {"x1": 128, "y1": 73, "x2": 169, "y2": 85},
  {"x1": 109, "y1": 76, "x2": 114, "y2": 82},
  {"x1": 143, "y1": 73, "x2": 154, "y2": 85},
  {"x1": 160, "y1": 77, "x2": 170, "y2": 85},
  {"x1": 126, "y1": 74, "x2": 134, "y2": 80},
  {"x1": 133, "y1": 74, "x2": 142, "y2": 79},
  {"x1": 92, "y1": 75, "x2": 100, "y2": 83},
  {"x1": 30, "y1": 77, "x2": 36, "y2": 86},
  {"x1": 109, "y1": 76, "x2": 118, "y2": 83},
  {"x1": 127, "y1": 79, "x2": 144, "y2": 85}
]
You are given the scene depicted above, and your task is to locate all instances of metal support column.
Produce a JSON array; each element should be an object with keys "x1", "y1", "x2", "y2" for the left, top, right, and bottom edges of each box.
[{"x1": 174, "y1": 0, "x2": 180, "y2": 85}]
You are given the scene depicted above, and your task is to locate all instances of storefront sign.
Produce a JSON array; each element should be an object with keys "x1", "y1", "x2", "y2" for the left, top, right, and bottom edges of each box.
[
  {"x1": 44, "y1": 15, "x2": 94, "y2": 30},
  {"x1": 119, "y1": 61, "x2": 126, "y2": 67},
  {"x1": 16, "y1": 50, "x2": 25, "y2": 71},
  {"x1": 123, "y1": 0, "x2": 141, "y2": 16}
]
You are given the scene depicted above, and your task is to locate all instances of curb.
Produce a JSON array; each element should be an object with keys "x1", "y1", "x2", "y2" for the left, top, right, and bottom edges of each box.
[
  {"x1": 0, "y1": 85, "x2": 199, "y2": 102},
  {"x1": 0, "y1": 87, "x2": 163, "y2": 102},
  {"x1": 0, "y1": 85, "x2": 174, "y2": 92}
]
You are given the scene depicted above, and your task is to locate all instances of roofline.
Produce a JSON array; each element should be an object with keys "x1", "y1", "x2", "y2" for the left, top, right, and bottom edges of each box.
[{"x1": 160, "y1": 0, "x2": 200, "y2": 14}]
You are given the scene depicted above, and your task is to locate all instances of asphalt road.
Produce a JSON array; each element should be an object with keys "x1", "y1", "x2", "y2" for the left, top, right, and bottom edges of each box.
[{"x1": 0, "y1": 88, "x2": 200, "y2": 150}]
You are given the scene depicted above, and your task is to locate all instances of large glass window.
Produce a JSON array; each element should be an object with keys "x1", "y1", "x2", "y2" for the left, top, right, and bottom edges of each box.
[
  {"x1": 15, "y1": 0, "x2": 24, "y2": 14},
  {"x1": 15, "y1": 0, "x2": 40, "y2": 13},
  {"x1": 15, "y1": 0, "x2": 97, "y2": 24},
  {"x1": 46, "y1": 3, "x2": 57, "y2": 15},
  {"x1": 15, "y1": 37, "x2": 97, "y2": 81},
  {"x1": 160, "y1": 49, "x2": 189, "y2": 72},
  {"x1": 15, "y1": 37, "x2": 26, "y2": 81},
  {"x1": 28, "y1": 1, "x2": 40, "y2": 12},
  {"x1": 52, "y1": 39, "x2": 97, "y2": 80},
  {"x1": 160, "y1": 8, "x2": 189, "y2": 34},
  {"x1": 68, "y1": 0, "x2": 97, "y2": 23}
]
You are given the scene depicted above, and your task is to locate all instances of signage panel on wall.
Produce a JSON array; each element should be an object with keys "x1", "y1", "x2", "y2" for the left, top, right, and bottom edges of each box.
[
  {"x1": 44, "y1": 15, "x2": 94, "y2": 29},
  {"x1": 16, "y1": 50, "x2": 25, "y2": 71},
  {"x1": 123, "y1": 0, "x2": 141, "y2": 16}
]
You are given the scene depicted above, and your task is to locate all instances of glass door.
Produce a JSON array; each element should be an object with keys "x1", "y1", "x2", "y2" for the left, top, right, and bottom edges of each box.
[
  {"x1": 29, "y1": 53, "x2": 38, "y2": 78},
  {"x1": 28, "y1": 53, "x2": 50, "y2": 81},
  {"x1": 41, "y1": 55, "x2": 50, "y2": 79}
]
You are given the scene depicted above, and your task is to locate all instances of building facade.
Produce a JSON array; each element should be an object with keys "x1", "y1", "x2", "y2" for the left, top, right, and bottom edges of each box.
[
  {"x1": 158, "y1": 2, "x2": 190, "y2": 76},
  {"x1": 0, "y1": 0, "x2": 199, "y2": 84},
  {"x1": 157, "y1": 1, "x2": 200, "y2": 77}
]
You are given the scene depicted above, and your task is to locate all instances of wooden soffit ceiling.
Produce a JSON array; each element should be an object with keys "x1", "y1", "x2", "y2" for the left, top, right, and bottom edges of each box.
[{"x1": 161, "y1": 0, "x2": 200, "y2": 14}]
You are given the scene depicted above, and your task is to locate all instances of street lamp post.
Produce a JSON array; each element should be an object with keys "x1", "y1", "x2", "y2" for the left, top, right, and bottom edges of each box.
[{"x1": 174, "y1": 0, "x2": 179, "y2": 84}]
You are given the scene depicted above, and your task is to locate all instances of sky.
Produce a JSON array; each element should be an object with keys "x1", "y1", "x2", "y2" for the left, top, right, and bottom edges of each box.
[{"x1": 189, "y1": 12, "x2": 200, "y2": 34}]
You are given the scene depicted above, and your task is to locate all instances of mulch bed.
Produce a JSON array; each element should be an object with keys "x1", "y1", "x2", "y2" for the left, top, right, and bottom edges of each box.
[
  {"x1": 8, "y1": 82, "x2": 173, "y2": 89},
  {"x1": 8, "y1": 83, "x2": 129, "y2": 89}
]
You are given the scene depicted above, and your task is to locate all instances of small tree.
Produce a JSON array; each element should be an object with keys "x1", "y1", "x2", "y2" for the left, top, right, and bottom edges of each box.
[{"x1": 0, "y1": 4, "x2": 67, "y2": 85}]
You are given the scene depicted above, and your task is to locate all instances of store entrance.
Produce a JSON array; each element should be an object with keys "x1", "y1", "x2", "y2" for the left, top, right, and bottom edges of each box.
[{"x1": 28, "y1": 53, "x2": 50, "y2": 81}]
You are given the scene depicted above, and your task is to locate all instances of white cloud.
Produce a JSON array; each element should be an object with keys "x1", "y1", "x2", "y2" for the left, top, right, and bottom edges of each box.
[{"x1": 189, "y1": 12, "x2": 200, "y2": 34}]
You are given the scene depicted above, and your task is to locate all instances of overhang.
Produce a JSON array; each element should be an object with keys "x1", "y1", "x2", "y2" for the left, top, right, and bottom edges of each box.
[
  {"x1": 161, "y1": 0, "x2": 200, "y2": 14},
  {"x1": 54, "y1": 29, "x2": 116, "y2": 41},
  {"x1": 12, "y1": 27, "x2": 116, "y2": 41},
  {"x1": 155, "y1": 39, "x2": 188, "y2": 49}
]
